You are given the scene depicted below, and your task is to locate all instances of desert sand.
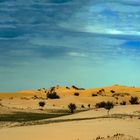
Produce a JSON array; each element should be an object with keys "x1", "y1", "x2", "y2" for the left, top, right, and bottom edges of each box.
[{"x1": 0, "y1": 85, "x2": 140, "y2": 140}]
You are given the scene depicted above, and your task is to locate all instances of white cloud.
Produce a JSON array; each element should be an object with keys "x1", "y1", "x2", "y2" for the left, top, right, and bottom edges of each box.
[
  {"x1": 85, "y1": 25, "x2": 140, "y2": 36},
  {"x1": 68, "y1": 52, "x2": 88, "y2": 58}
]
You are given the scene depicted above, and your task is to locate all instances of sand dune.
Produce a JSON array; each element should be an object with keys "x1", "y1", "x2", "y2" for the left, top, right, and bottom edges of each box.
[
  {"x1": 0, "y1": 85, "x2": 140, "y2": 110},
  {"x1": 0, "y1": 105, "x2": 140, "y2": 140},
  {"x1": 0, "y1": 85, "x2": 140, "y2": 140},
  {"x1": 0, "y1": 119, "x2": 140, "y2": 140}
]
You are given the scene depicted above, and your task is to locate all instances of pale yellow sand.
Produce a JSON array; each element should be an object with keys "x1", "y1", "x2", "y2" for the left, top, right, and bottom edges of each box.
[
  {"x1": 0, "y1": 85, "x2": 140, "y2": 140},
  {"x1": 0, "y1": 114, "x2": 140, "y2": 140},
  {"x1": 0, "y1": 105, "x2": 140, "y2": 140},
  {"x1": 47, "y1": 105, "x2": 140, "y2": 120}
]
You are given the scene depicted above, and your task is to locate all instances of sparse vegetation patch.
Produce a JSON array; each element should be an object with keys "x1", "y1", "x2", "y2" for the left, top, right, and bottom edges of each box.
[
  {"x1": 120, "y1": 101, "x2": 126, "y2": 105},
  {"x1": 47, "y1": 92, "x2": 60, "y2": 99},
  {"x1": 96, "y1": 101, "x2": 114, "y2": 115},
  {"x1": 129, "y1": 96, "x2": 139, "y2": 105},
  {"x1": 92, "y1": 93, "x2": 97, "y2": 97},
  {"x1": 68, "y1": 103, "x2": 77, "y2": 113},
  {"x1": 39, "y1": 101, "x2": 46, "y2": 109},
  {"x1": 74, "y1": 92, "x2": 79, "y2": 96}
]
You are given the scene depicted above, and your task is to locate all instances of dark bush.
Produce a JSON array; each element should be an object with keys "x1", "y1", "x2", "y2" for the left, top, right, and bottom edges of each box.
[
  {"x1": 78, "y1": 88, "x2": 85, "y2": 90},
  {"x1": 32, "y1": 95, "x2": 38, "y2": 99},
  {"x1": 96, "y1": 101, "x2": 114, "y2": 115},
  {"x1": 39, "y1": 101, "x2": 45, "y2": 108},
  {"x1": 92, "y1": 93, "x2": 97, "y2": 97},
  {"x1": 120, "y1": 101, "x2": 126, "y2": 105},
  {"x1": 97, "y1": 89, "x2": 105, "y2": 95},
  {"x1": 71, "y1": 85, "x2": 79, "y2": 90},
  {"x1": 74, "y1": 92, "x2": 79, "y2": 96},
  {"x1": 110, "y1": 90, "x2": 115, "y2": 93},
  {"x1": 95, "y1": 101, "x2": 106, "y2": 108},
  {"x1": 68, "y1": 103, "x2": 77, "y2": 113},
  {"x1": 71, "y1": 85, "x2": 85, "y2": 90},
  {"x1": 112, "y1": 93, "x2": 130, "y2": 97},
  {"x1": 47, "y1": 92, "x2": 60, "y2": 99},
  {"x1": 50, "y1": 86, "x2": 55, "y2": 92},
  {"x1": 129, "y1": 96, "x2": 139, "y2": 104},
  {"x1": 81, "y1": 105, "x2": 85, "y2": 108},
  {"x1": 66, "y1": 86, "x2": 70, "y2": 89},
  {"x1": 105, "y1": 101, "x2": 114, "y2": 110},
  {"x1": 88, "y1": 104, "x2": 91, "y2": 108},
  {"x1": 99, "y1": 89, "x2": 105, "y2": 93}
]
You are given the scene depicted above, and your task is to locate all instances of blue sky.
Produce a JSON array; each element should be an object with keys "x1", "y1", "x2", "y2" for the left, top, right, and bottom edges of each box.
[{"x1": 0, "y1": 0, "x2": 140, "y2": 91}]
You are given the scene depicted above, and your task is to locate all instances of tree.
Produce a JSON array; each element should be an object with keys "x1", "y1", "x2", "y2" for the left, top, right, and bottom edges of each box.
[
  {"x1": 39, "y1": 101, "x2": 46, "y2": 109},
  {"x1": 68, "y1": 103, "x2": 77, "y2": 113},
  {"x1": 95, "y1": 101, "x2": 106, "y2": 108},
  {"x1": 95, "y1": 101, "x2": 114, "y2": 116},
  {"x1": 104, "y1": 101, "x2": 114, "y2": 116}
]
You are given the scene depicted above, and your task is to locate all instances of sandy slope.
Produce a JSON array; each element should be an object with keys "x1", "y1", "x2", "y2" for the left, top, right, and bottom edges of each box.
[
  {"x1": 47, "y1": 105, "x2": 140, "y2": 120},
  {"x1": 0, "y1": 105, "x2": 140, "y2": 140},
  {"x1": 0, "y1": 85, "x2": 140, "y2": 140},
  {"x1": 0, "y1": 119, "x2": 140, "y2": 140},
  {"x1": 1, "y1": 85, "x2": 140, "y2": 99},
  {"x1": 0, "y1": 85, "x2": 140, "y2": 110}
]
